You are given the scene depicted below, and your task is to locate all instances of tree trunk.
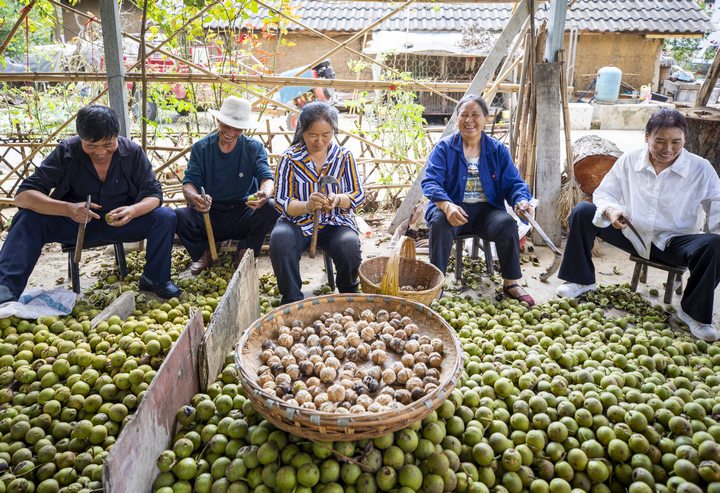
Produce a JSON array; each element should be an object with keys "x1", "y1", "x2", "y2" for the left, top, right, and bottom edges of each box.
[
  {"x1": 572, "y1": 135, "x2": 623, "y2": 195},
  {"x1": 682, "y1": 108, "x2": 720, "y2": 177}
]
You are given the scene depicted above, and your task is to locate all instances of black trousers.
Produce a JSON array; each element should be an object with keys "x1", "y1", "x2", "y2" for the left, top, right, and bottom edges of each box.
[
  {"x1": 0, "y1": 208, "x2": 176, "y2": 298},
  {"x1": 427, "y1": 202, "x2": 521, "y2": 279},
  {"x1": 269, "y1": 219, "x2": 361, "y2": 304},
  {"x1": 175, "y1": 202, "x2": 279, "y2": 261},
  {"x1": 559, "y1": 201, "x2": 720, "y2": 324}
]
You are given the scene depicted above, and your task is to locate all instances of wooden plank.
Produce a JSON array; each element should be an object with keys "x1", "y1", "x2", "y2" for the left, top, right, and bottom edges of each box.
[
  {"x1": 199, "y1": 249, "x2": 260, "y2": 390},
  {"x1": 694, "y1": 47, "x2": 720, "y2": 108},
  {"x1": 90, "y1": 291, "x2": 136, "y2": 328},
  {"x1": 388, "y1": 0, "x2": 533, "y2": 234},
  {"x1": 533, "y1": 62, "x2": 563, "y2": 245},
  {"x1": 103, "y1": 310, "x2": 204, "y2": 493}
]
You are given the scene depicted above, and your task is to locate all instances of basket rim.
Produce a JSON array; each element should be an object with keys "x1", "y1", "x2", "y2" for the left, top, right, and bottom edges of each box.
[
  {"x1": 358, "y1": 256, "x2": 444, "y2": 296},
  {"x1": 235, "y1": 293, "x2": 462, "y2": 421}
]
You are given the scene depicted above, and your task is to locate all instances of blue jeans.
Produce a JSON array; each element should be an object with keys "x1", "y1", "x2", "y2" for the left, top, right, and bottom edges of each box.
[
  {"x1": 269, "y1": 219, "x2": 361, "y2": 304},
  {"x1": 0, "y1": 207, "x2": 177, "y2": 299},
  {"x1": 559, "y1": 201, "x2": 720, "y2": 324},
  {"x1": 428, "y1": 202, "x2": 521, "y2": 279}
]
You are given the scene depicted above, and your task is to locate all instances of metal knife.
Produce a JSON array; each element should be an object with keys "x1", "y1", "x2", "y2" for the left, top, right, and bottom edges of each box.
[{"x1": 619, "y1": 215, "x2": 647, "y2": 251}]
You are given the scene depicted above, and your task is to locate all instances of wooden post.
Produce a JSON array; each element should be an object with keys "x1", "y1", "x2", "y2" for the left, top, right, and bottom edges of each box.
[
  {"x1": 694, "y1": 47, "x2": 720, "y2": 108},
  {"x1": 682, "y1": 108, "x2": 720, "y2": 175},
  {"x1": 544, "y1": 0, "x2": 568, "y2": 62},
  {"x1": 99, "y1": 0, "x2": 130, "y2": 137},
  {"x1": 389, "y1": 0, "x2": 534, "y2": 233},
  {"x1": 533, "y1": 62, "x2": 563, "y2": 245}
]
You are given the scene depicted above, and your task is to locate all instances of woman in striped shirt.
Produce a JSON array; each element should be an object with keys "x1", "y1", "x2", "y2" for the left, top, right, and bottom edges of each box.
[{"x1": 270, "y1": 102, "x2": 365, "y2": 304}]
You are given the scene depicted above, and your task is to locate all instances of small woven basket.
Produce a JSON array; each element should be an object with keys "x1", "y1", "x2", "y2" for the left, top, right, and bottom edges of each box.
[
  {"x1": 235, "y1": 294, "x2": 463, "y2": 441},
  {"x1": 359, "y1": 236, "x2": 444, "y2": 306}
]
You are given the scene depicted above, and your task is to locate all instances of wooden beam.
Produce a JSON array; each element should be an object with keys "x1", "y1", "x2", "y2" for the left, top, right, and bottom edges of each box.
[
  {"x1": 694, "y1": 47, "x2": 720, "y2": 108},
  {"x1": 533, "y1": 62, "x2": 563, "y2": 245},
  {"x1": 388, "y1": 0, "x2": 534, "y2": 234},
  {"x1": 645, "y1": 33, "x2": 705, "y2": 39}
]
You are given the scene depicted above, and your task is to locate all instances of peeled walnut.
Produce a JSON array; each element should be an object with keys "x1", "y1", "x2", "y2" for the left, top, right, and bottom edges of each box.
[
  {"x1": 263, "y1": 381, "x2": 277, "y2": 391},
  {"x1": 300, "y1": 401, "x2": 316, "y2": 410},
  {"x1": 278, "y1": 333, "x2": 294, "y2": 349},
  {"x1": 276, "y1": 383, "x2": 292, "y2": 398},
  {"x1": 363, "y1": 376, "x2": 380, "y2": 393},
  {"x1": 279, "y1": 325, "x2": 291, "y2": 335},
  {"x1": 350, "y1": 404, "x2": 366, "y2": 414},
  {"x1": 334, "y1": 346, "x2": 346, "y2": 359},
  {"x1": 267, "y1": 355, "x2": 281, "y2": 367},
  {"x1": 370, "y1": 340, "x2": 386, "y2": 351},
  {"x1": 368, "y1": 367, "x2": 382, "y2": 382},
  {"x1": 290, "y1": 319, "x2": 303, "y2": 328},
  {"x1": 376, "y1": 393, "x2": 393, "y2": 406},
  {"x1": 361, "y1": 326, "x2": 375, "y2": 342},
  {"x1": 382, "y1": 369, "x2": 397, "y2": 385},
  {"x1": 313, "y1": 361, "x2": 326, "y2": 376},
  {"x1": 400, "y1": 316, "x2": 412, "y2": 327},
  {"x1": 319, "y1": 366, "x2": 337, "y2": 383},
  {"x1": 411, "y1": 387, "x2": 425, "y2": 401},
  {"x1": 314, "y1": 392, "x2": 329, "y2": 406},
  {"x1": 281, "y1": 355, "x2": 296, "y2": 369},
  {"x1": 306, "y1": 376, "x2": 321, "y2": 388},
  {"x1": 367, "y1": 402, "x2": 383, "y2": 413},
  {"x1": 401, "y1": 353, "x2": 415, "y2": 368},
  {"x1": 295, "y1": 390, "x2": 312, "y2": 404},
  {"x1": 353, "y1": 381, "x2": 369, "y2": 396},
  {"x1": 405, "y1": 377, "x2": 424, "y2": 392},
  {"x1": 258, "y1": 373, "x2": 273, "y2": 386},
  {"x1": 346, "y1": 347, "x2": 360, "y2": 362},
  {"x1": 325, "y1": 356, "x2": 341, "y2": 370},
  {"x1": 319, "y1": 335, "x2": 333, "y2": 347},
  {"x1": 327, "y1": 384, "x2": 346, "y2": 403},
  {"x1": 261, "y1": 340, "x2": 276, "y2": 351},
  {"x1": 395, "y1": 389, "x2": 412, "y2": 405},
  {"x1": 413, "y1": 363, "x2": 428, "y2": 378},
  {"x1": 380, "y1": 386, "x2": 396, "y2": 397},
  {"x1": 414, "y1": 352, "x2": 429, "y2": 365},
  {"x1": 389, "y1": 338, "x2": 405, "y2": 353},
  {"x1": 261, "y1": 349, "x2": 274, "y2": 364},
  {"x1": 424, "y1": 383, "x2": 438, "y2": 394},
  {"x1": 319, "y1": 402, "x2": 337, "y2": 413},
  {"x1": 397, "y1": 368, "x2": 413, "y2": 385},
  {"x1": 371, "y1": 349, "x2": 388, "y2": 366},
  {"x1": 270, "y1": 363, "x2": 285, "y2": 375},
  {"x1": 376, "y1": 310, "x2": 390, "y2": 322},
  {"x1": 390, "y1": 362, "x2": 405, "y2": 374},
  {"x1": 290, "y1": 327, "x2": 303, "y2": 342},
  {"x1": 394, "y1": 329, "x2": 408, "y2": 341},
  {"x1": 292, "y1": 381, "x2": 307, "y2": 393},
  {"x1": 405, "y1": 340, "x2": 420, "y2": 354},
  {"x1": 347, "y1": 333, "x2": 361, "y2": 348},
  {"x1": 424, "y1": 368, "x2": 440, "y2": 380},
  {"x1": 306, "y1": 334, "x2": 320, "y2": 347},
  {"x1": 431, "y1": 338, "x2": 444, "y2": 353},
  {"x1": 307, "y1": 346, "x2": 322, "y2": 357},
  {"x1": 405, "y1": 323, "x2": 418, "y2": 336},
  {"x1": 286, "y1": 364, "x2": 300, "y2": 380},
  {"x1": 428, "y1": 353, "x2": 443, "y2": 369},
  {"x1": 357, "y1": 344, "x2": 370, "y2": 361},
  {"x1": 345, "y1": 388, "x2": 358, "y2": 405},
  {"x1": 360, "y1": 309, "x2": 375, "y2": 322},
  {"x1": 357, "y1": 394, "x2": 373, "y2": 409},
  {"x1": 299, "y1": 361, "x2": 314, "y2": 377},
  {"x1": 420, "y1": 344, "x2": 434, "y2": 355}
]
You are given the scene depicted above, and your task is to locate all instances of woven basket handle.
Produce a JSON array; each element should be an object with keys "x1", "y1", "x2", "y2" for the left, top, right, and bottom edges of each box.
[{"x1": 380, "y1": 235, "x2": 414, "y2": 296}]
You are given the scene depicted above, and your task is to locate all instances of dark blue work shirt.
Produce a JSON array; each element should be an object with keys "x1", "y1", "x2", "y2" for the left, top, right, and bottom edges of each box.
[
  {"x1": 183, "y1": 133, "x2": 273, "y2": 204},
  {"x1": 421, "y1": 131, "x2": 533, "y2": 222},
  {"x1": 17, "y1": 136, "x2": 162, "y2": 214}
]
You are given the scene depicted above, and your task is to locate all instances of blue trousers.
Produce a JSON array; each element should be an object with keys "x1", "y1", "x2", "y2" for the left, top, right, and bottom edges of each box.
[
  {"x1": 269, "y1": 219, "x2": 361, "y2": 304},
  {"x1": 428, "y1": 202, "x2": 521, "y2": 278},
  {"x1": 0, "y1": 207, "x2": 177, "y2": 299},
  {"x1": 559, "y1": 201, "x2": 720, "y2": 324},
  {"x1": 175, "y1": 202, "x2": 279, "y2": 261}
]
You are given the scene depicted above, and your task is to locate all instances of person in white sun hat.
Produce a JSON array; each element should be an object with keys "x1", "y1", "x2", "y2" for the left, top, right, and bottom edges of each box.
[{"x1": 175, "y1": 96, "x2": 278, "y2": 274}]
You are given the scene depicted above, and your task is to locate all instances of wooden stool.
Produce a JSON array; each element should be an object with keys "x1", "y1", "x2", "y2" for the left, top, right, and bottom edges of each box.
[
  {"x1": 453, "y1": 234, "x2": 494, "y2": 282},
  {"x1": 61, "y1": 242, "x2": 128, "y2": 294},
  {"x1": 629, "y1": 255, "x2": 686, "y2": 304}
]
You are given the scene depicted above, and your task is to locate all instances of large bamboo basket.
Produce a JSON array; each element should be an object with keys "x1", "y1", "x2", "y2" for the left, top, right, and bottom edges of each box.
[
  {"x1": 235, "y1": 294, "x2": 463, "y2": 441},
  {"x1": 359, "y1": 236, "x2": 444, "y2": 306}
]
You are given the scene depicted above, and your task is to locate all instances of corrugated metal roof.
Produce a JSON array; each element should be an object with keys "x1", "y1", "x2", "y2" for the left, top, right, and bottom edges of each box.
[{"x1": 216, "y1": 0, "x2": 712, "y2": 35}]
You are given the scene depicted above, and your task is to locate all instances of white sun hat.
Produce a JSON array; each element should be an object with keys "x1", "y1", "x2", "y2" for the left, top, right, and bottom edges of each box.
[{"x1": 208, "y1": 96, "x2": 258, "y2": 129}]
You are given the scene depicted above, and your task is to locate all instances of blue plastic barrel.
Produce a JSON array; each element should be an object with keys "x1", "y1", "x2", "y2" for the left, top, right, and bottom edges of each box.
[{"x1": 595, "y1": 66, "x2": 622, "y2": 103}]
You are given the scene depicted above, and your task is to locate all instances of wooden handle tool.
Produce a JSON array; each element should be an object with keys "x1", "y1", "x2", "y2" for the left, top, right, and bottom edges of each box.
[
  {"x1": 200, "y1": 187, "x2": 218, "y2": 261},
  {"x1": 74, "y1": 195, "x2": 91, "y2": 264}
]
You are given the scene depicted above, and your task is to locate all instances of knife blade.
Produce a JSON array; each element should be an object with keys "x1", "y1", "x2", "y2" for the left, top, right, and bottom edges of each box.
[
  {"x1": 74, "y1": 195, "x2": 92, "y2": 264},
  {"x1": 618, "y1": 215, "x2": 647, "y2": 251}
]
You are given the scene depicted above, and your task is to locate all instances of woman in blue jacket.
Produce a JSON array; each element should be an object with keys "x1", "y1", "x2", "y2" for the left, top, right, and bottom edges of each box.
[{"x1": 422, "y1": 94, "x2": 536, "y2": 305}]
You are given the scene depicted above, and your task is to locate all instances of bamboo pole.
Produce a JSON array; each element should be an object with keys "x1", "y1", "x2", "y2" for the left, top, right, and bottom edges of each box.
[
  {"x1": 0, "y1": 72, "x2": 523, "y2": 93},
  {"x1": 482, "y1": 17, "x2": 529, "y2": 103},
  {"x1": 0, "y1": 0, "x2": 37, "y2": 57},
  {"x1": 511, "y1": 31, "x2": 532, "y2": 161}
]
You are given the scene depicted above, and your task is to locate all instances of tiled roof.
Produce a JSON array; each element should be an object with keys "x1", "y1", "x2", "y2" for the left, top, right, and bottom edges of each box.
[{"x1": 223, "y1": 0, "x2": 712, "y2": 35}]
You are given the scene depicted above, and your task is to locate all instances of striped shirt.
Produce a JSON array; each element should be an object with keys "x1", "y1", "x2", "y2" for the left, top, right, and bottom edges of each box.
[{"x1": 274, "y1": 142, "x2": 365, "y2": 236}]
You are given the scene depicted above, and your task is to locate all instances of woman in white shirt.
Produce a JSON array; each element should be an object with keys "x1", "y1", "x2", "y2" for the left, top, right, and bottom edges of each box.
[{"x1": 556, "y1": 109, "x2": 720, "y2": 341}]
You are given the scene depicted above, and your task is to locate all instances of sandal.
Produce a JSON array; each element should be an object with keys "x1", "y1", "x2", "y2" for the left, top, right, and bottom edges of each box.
[{"x1": 503, "y1": 283, "x2": 536, "y2": 306}]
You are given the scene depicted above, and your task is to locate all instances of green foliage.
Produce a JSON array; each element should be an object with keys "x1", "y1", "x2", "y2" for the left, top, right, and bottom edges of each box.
[
  {"x1": 664, "y1": 37, "x2": 702, "y2": 69},
  {"x1": 0, "y1": 0, "x2": 68, "y2": 61}
]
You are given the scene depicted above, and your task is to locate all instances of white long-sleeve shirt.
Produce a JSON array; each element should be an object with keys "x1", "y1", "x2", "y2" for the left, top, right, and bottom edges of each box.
[{"x1": 592, "y1": 147, "x2": 720, "y2": 259}]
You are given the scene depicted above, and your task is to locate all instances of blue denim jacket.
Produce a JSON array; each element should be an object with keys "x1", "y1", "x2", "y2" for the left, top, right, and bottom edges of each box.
[{"x1": 421, "y1": 131, "x2": 532, "y2": 222}]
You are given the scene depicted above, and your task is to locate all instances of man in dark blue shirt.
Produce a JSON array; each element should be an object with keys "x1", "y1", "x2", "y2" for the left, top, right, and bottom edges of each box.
[
  {"x1": 0, "y1": 105, "x2": 180, "y2": 302},
  {"x1": 175, "y1": 97, "x2": 278, "y2": 274}
]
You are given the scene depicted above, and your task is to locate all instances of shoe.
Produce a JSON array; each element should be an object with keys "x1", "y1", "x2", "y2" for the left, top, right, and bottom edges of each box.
[
  {"x1": 502, "y1": 284, "x2": 535, "y2": 306},
  {"x1": 677, "y1": 307, "x2": 718, "y2": 342},
  {"x1": 190, "y1": 250, "x2": 212, "y2": 275},
  {"x1": 556, "y1": 282, "x2": 596, "y2": 298},
  {"x1": 139, "y1": 275, "x2": 182, "y2": 299}
]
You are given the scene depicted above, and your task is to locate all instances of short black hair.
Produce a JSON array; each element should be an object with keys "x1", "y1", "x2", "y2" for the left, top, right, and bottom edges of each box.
[
  {"x1": 645, "y1": 108, "x2": 688, "y2": 138},
  {"x1": 76, "y1": 105, "x2": 120, "y2": 142},
  {"x1": 454, "y1": 94, "x2": 489, "y2": 118},
  {"x1": 291, "y1": 102, "x2": 339, "y2": 147}
]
